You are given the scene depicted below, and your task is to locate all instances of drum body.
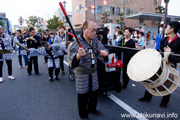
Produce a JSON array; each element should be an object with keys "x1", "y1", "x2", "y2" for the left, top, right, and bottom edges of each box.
[{"x1": 127, "y1": 49, "x2": 179, "y2": 96}]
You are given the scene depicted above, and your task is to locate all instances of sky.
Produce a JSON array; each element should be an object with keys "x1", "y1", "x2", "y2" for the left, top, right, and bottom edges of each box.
[
  {"x1": 0, "y1": 0, "x2": 72, "y2": 26},
  {"x1": 161, "y1": 0, "x2": 180, "y2": 16},
  {"x1": 0, "y1": 0, "x2": 180, "y2": 26}
]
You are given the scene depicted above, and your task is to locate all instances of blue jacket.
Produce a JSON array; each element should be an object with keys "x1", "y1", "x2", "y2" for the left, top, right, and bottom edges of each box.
[
  {"x1": 48, "y1": 37, "x2": 55, "y2": 44},
  {"x1": 155, "y1": 33, "x2": 162, "y2": 50}
]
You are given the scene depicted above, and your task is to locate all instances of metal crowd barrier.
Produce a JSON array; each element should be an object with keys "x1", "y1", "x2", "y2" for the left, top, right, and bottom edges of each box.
[{"x1": 104, "y1": 45, "x2": 180, "y2": 63}]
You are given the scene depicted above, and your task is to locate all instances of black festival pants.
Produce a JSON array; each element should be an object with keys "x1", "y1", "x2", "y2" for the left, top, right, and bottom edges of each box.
[
  {"x1": 28, "y1": 56, "x2": 39, "y2": 74},
  {"x1": 0, "y1": 60, "x2": 12, "y2": 77},
  {"x1": 143, "y1": 90, "x2": 171, "y2": 106},
  {"x1": 48, "y1": 67, "x2": 60, "y2": 79},
  {"x1": 59, "y1": 55, "x2": 64, "y2": 72},
  {"x1": 77, "y1": 74, "x2": 99, "y2": 119}
]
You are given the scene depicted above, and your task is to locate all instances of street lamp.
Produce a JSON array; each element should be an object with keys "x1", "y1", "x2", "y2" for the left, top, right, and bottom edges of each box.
[
  {"x1": 63, "y1": 1, "x2": 66, "y2": 8},
  {"x1": 162, "y1": 0, "x2": 170, "y2": 37},
  {"x1": 63, "y1": 1, "x2": 67, "y2": 27}
]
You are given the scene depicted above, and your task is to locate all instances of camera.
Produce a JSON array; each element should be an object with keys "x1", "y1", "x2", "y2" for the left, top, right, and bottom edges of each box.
[{"x1": 96, "y1": 27, "x2": 108, "y2": 44}]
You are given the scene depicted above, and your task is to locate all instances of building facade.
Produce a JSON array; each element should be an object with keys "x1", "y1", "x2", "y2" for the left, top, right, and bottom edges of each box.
[
  {"x1": 0, "y1": 13, "x2": 12, "y2": 34},
  {"x1": 54, "y1": 8, "x2": 72, "y2": 28},
  {"x1": 72, "y1": 0, "x2": 161, "y2": 29}
]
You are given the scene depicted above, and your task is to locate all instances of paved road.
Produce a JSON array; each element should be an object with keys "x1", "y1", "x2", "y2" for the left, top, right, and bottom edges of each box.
[{"x1": 0, "y1": 52, "x2": 179, "y2": 120}]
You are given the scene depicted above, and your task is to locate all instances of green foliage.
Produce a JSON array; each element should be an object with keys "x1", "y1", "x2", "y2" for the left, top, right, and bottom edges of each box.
[
  {"x1": 155, "y1": 6, "x2": 165, "y2": 14},
  {"x1": 113, "y1": 0, "x2": 132, "y2": 46},
  {"x1": 46, "y1": 15, "x2": 63, "y2": 30},
  {"x1": 0, "y1": 21, "x2": 4, "y2": 27},
  {"x1": 38, "y1": 29, "x2": 45, "y2": 34},
  {"x1": 25, "y1": 16, "x2": 39, "y2": 27},
  {"x1": 101, "y1": 11, "x2": 113, "y2": 24},
  {"x1": 115, "y1": 12, "x2": 125, "y2": 28}
]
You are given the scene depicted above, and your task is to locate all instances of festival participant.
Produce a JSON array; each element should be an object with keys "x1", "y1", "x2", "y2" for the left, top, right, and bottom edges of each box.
[
  {"x1": 54, "y1": 25, "x2": 66, "y2": 75},
  {"x1": 13, "y1": 30, "x2": 28, "y2": 69},
  {"x1": 27, "y1": 42, "x2": 66, "y2": 82},
  {"x1": 0, "y1": 26, "x2": 15, "y2": 83},
  {"x1": 24, "y1": 27, "x2": 41, "y2": 76},
  {"x1": 42, "y1": 29, "x2": 50, "y2": 63},
  {"x1": 138, "y1": 21, "x2": 180, "y2": 109},
  {"x1": 69, "y1": 20, "x2": 108, "y2": 120}
]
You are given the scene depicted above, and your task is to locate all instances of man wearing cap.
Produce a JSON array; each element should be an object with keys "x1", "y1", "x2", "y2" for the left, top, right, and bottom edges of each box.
[
  {"x1": 0, "y1": 26, "x2": 15, "y2": 83},
  {"x1": 154, "y1": 23, "x2": 164, "y2": 51}
]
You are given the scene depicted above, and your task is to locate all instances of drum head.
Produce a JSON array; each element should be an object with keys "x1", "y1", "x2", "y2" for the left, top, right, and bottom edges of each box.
[{"x1": 127, "y1": 49, "x2": 162, "y2": 82}]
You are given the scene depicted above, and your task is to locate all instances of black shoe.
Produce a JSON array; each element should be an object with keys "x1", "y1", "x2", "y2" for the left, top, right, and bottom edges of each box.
[
  {"x1": 49, "y1": 78, "x2": 53, "y2": 82},
  {"x1": 89, "y1": 110, "x2": 102, "y2": 116},
  {"x1": 55, "y1": 77, "x2": 59, "y2": 81},
  {"x1": 160, "y1": 104, "x2": 167, "y2": 109},
  {"x1": 61, "y1": 71, "x2": 65, "y2": 75},
  {"x1": 121, "y1": 85, "x2": 127, "y2": 90},
  {"x1": 35, "y1": 73, "x2": 41, "y2": 75},
  {"x1": 28, "y1": 73, "x2": 31, "y2": 76},
  {"x1": 138, "y1": 98, "x2": 151, "y2": 102}
]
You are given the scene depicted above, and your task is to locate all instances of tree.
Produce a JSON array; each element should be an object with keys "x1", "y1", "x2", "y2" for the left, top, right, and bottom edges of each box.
[
  {"x1": 46, "y1": 15, "x2": 63, "y2": 30},
  {"x1": 38, "y1": 29, "x2": 45, "y2": 34},
  {"x1": 0, "y1": 21, "x2": 4, "y2": 27},
  {"x1": 101, "y1": 11, "x2": 113, "y2": 26},
  {"x1": 115, "y1": 13, "x2": 124, "y2": 28},
  {"x1": 155, "y1": 6, "x2": 165, "y2": 14},
  {"x1": 25, "y1": 16, "x2": 39, "y2": 27},
  {"x1": 113, "y1": 0, "x2": 133, "y2": 46}
]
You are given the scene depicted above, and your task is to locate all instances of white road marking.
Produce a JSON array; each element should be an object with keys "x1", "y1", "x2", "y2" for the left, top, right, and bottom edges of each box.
[
  {"x1": 132, "y1": 84, "x2": 136, "y2": 87},
  {"x1": 64, "y1": 60, "x2": 148, "y2": 120},
  {"x1": 64, "y1": 60, "x2": 69, "y2": 66},
  {"x1": 109, "y1": 95, "x2": 148, "y2": 120}
]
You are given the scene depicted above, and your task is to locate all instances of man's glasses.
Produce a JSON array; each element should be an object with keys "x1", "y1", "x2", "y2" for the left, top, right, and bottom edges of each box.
[{"x1": 87, "y1": 28, "x2": 97, "y2": 33}]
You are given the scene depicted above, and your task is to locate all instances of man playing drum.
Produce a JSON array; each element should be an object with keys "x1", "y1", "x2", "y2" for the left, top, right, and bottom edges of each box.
[{"x1": 138, "y1": 21, "x2": 180, "y2": 108}]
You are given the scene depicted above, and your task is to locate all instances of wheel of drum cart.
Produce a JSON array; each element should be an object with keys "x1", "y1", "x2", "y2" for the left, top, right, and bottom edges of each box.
[
  {"x1": 105, "y1": 91, "x2": 112, "y2": 96},
  {"x1": 68, "y1": 73, "x2": 75, "y2": 81}
]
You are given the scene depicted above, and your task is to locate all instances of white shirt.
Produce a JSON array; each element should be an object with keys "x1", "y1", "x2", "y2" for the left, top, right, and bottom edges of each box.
[
  {"x1": 116, "y1": 35, "x2": 122, "y2": 42},
  {"x1": 177, "y1": 33, "x2": 180, "y2": 38}
]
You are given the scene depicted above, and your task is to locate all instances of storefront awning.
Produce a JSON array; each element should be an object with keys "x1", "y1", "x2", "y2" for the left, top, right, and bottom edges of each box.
[{"x1": 125, "y1": 12, "x2": 180, "y2": 22}]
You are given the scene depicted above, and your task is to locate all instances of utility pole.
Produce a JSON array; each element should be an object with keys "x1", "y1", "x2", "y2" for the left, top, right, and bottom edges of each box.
[
  {"x1": 162, "y1": 0, "x2": 169, "y2": 37},
  {"x1": 122, "y1": 0, "x2": 126, "y2": 47},
  {"x1": 120, "y1": 0, "x2": 126, "y2": 84},
  {"x1": 94, "y1": 0, "x2": 96, "y2": 22}
]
